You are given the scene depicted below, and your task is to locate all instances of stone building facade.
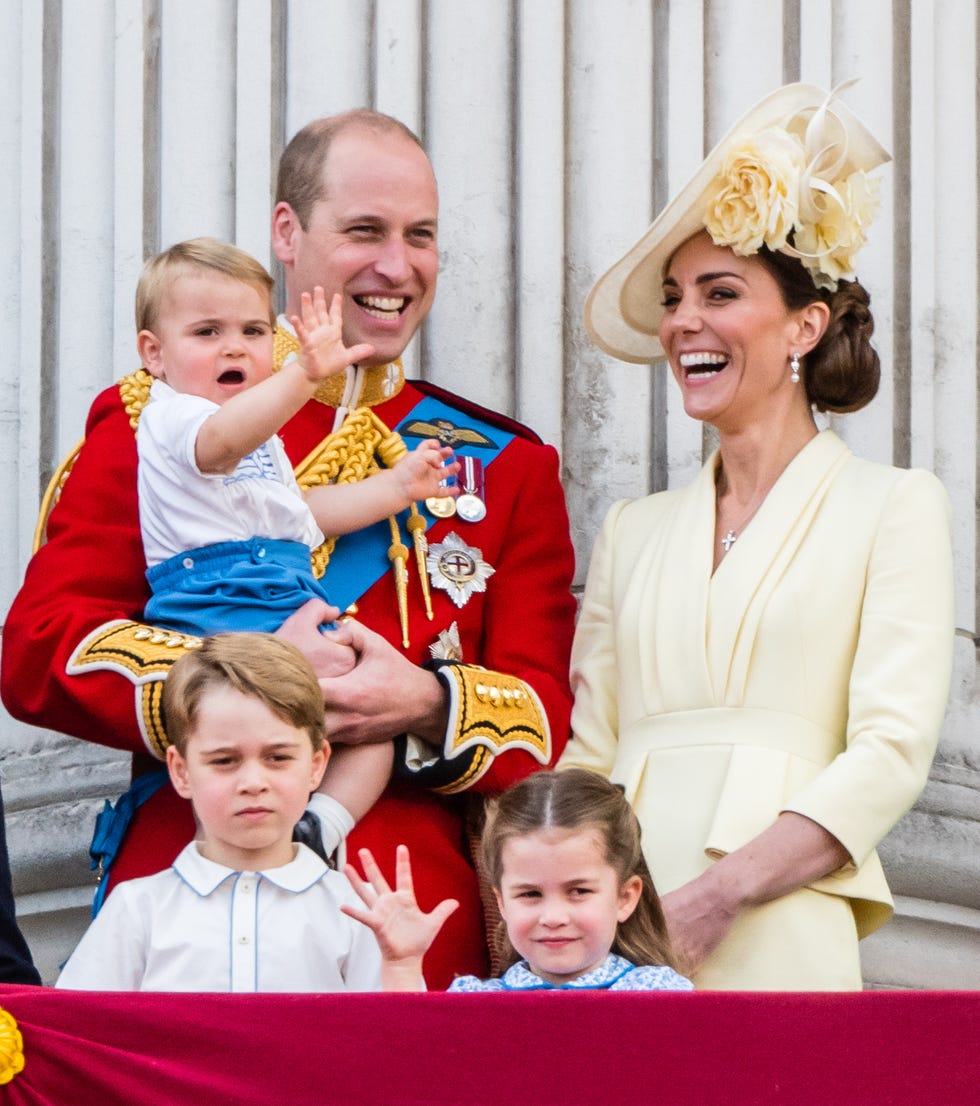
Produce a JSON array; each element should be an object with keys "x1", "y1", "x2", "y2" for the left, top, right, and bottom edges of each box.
[{"x1": 1, "y1": 0, "x2": 977, "y2": 986}]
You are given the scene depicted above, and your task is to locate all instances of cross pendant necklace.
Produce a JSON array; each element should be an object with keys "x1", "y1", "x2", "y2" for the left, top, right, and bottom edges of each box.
[{"x1": 717, "y1": 490, "x2": 767, "y2": 557}]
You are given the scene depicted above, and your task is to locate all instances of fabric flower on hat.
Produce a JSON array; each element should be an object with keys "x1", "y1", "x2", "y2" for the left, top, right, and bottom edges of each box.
[
  {"x1": 703, "y1": 128, "x2": 806, "y2": 256},
  {"x1": 793, "y1": 169, "x2": 880, "y2": 290},
  {"x1": 703, "y1": 86, "x2": 883, "y2": 291}
]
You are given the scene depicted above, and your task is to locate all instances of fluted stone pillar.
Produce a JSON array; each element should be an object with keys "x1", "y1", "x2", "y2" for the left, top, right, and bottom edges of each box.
[{"x1": 1, "y1": 0, "x2": 977, "y2": 991}]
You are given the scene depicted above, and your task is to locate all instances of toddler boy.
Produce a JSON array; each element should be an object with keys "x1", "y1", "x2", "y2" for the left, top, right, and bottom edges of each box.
[{"x1": 132, "y1": 238, "x2": 458, "y2": 863}]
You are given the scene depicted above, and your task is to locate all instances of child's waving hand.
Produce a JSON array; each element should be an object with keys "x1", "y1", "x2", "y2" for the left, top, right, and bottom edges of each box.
[
  {"x1": 292, "y1": 286, "x2": 375, "y2": 382},
  {"x1": 342, "y1": 845, "x2": 459, "y2": 991}
]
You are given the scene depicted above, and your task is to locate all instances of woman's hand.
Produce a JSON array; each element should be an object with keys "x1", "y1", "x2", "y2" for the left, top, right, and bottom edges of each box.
[
  {"x1": 342, "y1": 845, "x2": 459, "y2": 991},
  {"x1": 660, "y1": 875, "x2": 740, "y2": 977},
  {"x1": 661, "y1": 812, "x2": 851, "y2": 978}
]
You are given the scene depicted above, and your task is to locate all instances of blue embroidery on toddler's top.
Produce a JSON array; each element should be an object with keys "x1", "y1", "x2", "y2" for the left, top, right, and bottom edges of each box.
[{"x1": 224, "y1": 444, "x2": 280, "y2": 485}]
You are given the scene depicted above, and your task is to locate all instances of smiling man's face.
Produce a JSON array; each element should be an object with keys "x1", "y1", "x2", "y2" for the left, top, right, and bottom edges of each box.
[{"x1": 273, "y1": 126, "x2": 439, "y2": 368}]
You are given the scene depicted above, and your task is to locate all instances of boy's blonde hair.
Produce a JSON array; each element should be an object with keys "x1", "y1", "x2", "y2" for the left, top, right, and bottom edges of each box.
[
  {"x1": 163, "y1": 633, "x2": 326, "y2": 756},
  {"x1": 135, "y1": 237, "x2": 275, "y2": 333}
]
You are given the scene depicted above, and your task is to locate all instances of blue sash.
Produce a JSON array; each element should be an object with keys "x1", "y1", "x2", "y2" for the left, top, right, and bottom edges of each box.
[
  {"x1": 324, "y1": 395, "x2": 514, "y2": 610},
  {"x1": 89, "y1": 769, "x2": 169, "y2": 916}
]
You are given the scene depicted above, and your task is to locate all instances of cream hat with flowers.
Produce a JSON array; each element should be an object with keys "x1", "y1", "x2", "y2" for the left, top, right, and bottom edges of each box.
[{"x1": 585, "y1": 82, "x2": 891, "y2": 363}]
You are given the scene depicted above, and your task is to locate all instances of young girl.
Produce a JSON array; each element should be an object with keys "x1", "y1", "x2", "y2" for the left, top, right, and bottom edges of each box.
[{"x1": 343, "y1": 768, "x2": 694, "y2": 991}]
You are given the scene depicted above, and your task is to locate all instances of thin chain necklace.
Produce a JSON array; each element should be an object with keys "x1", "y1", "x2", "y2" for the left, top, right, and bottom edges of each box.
[
  {"x1": 715, "y1": 427, "x2": 818, "y2": 556},
  {"x1": 716, "y1": 479, "x2": 769, "y2": 555}
]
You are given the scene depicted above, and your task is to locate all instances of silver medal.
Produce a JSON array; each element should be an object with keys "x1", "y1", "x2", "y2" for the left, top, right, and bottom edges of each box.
[
  {"x1": 455, "y1": 493, "x2": 486, "y2": 523},
  {"x1": 455, "y1": 456, "x2": 487, "y2": 524}
]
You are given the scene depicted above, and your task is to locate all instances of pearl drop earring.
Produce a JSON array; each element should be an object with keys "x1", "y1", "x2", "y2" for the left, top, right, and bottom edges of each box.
[{"x1": 790, "y1": 351, "x2": 801, "y2": 384}]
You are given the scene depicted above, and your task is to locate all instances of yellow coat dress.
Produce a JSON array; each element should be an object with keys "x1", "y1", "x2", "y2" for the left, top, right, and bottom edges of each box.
[{"x1": 560, "y1": 430, "x2": 954, "y2": 990}]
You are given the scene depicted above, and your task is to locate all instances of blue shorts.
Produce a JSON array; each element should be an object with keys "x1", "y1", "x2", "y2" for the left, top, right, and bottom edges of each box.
[{"x1": 144, "y1": 538, "x2": 335, "y2": 637}]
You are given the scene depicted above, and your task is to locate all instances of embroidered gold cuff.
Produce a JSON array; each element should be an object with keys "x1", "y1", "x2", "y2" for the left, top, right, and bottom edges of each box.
[
  {"x1": 68, "y1": 620, "x2": 202, "y2": 680},
  {"x1": 431, "y1": 746, "x2": 493, "y2": 795},
  {"x1": 139, "y1": 680, "x2": 170, "y2": 759},
  {"x1": 433, "y1": 664, "x2": 551, "y2": 794},
  {"x1": 67, "y1": 620, "x2": 202, "y2": 758}
]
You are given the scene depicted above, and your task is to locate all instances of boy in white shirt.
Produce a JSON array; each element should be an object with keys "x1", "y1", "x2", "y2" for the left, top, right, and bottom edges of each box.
[
  {"x1": 133, "y1": 238, "x2": 458, "y2": 859},
  {"x1": 56, "y1": 633, "x2": 429, "y2": 991}
]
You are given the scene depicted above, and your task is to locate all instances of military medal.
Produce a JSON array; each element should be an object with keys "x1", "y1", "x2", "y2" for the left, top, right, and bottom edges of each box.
[
  {"x1": 425, "y1": 495, "x2": 457, "y2": 518},
  {"x1": 429, "y1": 621, "x2": 464, "y2": 662},
  {"x1": 455, "y1": 456, "x2": 487, "y2": 523},
  {"x1": 425, "y1": 449, "x2": 459, "y2": 518},
  {"x1": 426, "y1": 532, "x2": 495, "y2": 608}
]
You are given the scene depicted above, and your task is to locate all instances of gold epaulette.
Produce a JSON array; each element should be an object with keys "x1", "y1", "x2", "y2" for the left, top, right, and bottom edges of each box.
[
  {"x1": 273, "y1": 327, "x2": 405, "y2": 408},
  {"x1": 432, "y1": 665, "x2": 551, "y2": 793},
  {"x1": 67, "y1": 620, "x2": 203, "y2": 758},
  {"x1": 33, "y1": 371, "x2": 153, "y2": 554},
  {"x1": 33, "y1": 438, "x2": 84, "y2": 554},
  {"x1": 119, "y1": 368, "x2": 154, "y2": 429}
]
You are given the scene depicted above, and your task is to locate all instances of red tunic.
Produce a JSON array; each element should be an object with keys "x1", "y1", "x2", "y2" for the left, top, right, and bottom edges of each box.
[{"x1": 1, "y1": 368, "x2": 577, "y2": 989}]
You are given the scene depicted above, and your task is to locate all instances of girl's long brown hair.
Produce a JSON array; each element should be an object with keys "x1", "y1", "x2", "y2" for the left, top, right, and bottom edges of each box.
[{"x1": 482, "y1": 768, "x2": 680, "y2": 971}]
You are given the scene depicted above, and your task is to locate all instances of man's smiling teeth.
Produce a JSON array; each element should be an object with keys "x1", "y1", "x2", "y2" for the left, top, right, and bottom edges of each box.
[
  {"x1": 680, "y1": 351, "x2": 728, "y2": 377},
  {"x1": 357, "y1": 295, "x2": 405, "y2": 319}
]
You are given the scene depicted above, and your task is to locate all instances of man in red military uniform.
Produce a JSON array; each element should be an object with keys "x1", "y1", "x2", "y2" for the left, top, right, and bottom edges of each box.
[{"x1": 1, "y1": 110, "x2": 577, "y2": 989}]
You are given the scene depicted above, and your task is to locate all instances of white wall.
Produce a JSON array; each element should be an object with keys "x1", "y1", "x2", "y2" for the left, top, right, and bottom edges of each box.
[{"x1": 1, "y1": 0, "x2": 977, "y2": 987}]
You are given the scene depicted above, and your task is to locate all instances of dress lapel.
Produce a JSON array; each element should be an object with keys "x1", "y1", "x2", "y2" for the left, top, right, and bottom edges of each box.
[
  {"x1": 628, "y1": 459, "x2": 717, "y2": 710},
  {"x1": 707, "y1": 429, "x2": 851, "y2": 703}
]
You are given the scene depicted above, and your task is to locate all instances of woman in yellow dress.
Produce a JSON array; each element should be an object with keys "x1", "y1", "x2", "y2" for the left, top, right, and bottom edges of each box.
[{"x1": 559, "y1": 84, "x2": 954, "y2": 990}]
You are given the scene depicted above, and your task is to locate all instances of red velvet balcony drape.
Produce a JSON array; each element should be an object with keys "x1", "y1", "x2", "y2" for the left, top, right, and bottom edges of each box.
[{"x1": 0, "y1": 986, "x2": 977, "y2": 1105}]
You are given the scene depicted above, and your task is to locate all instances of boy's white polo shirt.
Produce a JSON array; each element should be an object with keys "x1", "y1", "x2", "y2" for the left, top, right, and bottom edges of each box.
[{"x1": 56, "y1": 843, "x2": 382, "y2": 992}]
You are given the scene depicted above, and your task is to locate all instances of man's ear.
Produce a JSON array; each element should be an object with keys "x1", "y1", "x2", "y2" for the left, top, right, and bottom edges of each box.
[
  {"x1": 271, "y1": 202, "x2": 301, "y2": 265},
  {"x1": 166, "y1": 744, "x2": 192, "y2": 799},
  {"x1": 137, "y1": 330, "x2": 165, "y2": 379}
]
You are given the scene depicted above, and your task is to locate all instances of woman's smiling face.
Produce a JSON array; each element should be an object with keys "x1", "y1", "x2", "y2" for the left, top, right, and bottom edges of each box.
[{"x1": 657, "y1": 231, "x2": 808, "y2": 434}]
